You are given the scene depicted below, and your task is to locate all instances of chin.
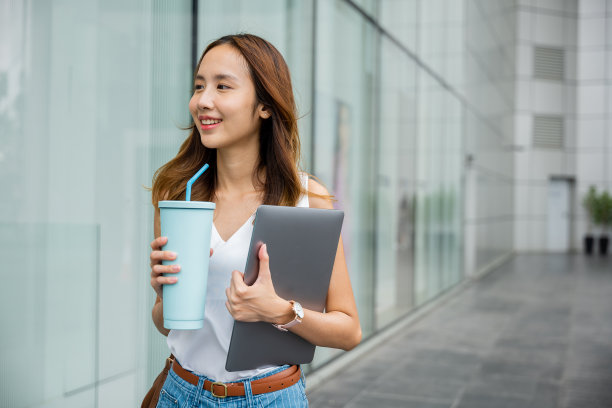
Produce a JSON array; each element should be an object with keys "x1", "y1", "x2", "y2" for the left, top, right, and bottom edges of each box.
[{"x1": 199, "y1": 134, "x2": 221, "y2": 149}]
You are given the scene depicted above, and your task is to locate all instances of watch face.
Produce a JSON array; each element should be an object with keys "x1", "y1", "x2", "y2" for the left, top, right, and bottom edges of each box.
[{"x1": 294, "y1": 302, "x2": 304, "y2": 319}]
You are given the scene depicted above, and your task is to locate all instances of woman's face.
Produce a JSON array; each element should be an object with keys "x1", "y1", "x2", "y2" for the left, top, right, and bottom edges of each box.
[{"x1": 189, "y1": 44, "x2": 270, "y2": 150}]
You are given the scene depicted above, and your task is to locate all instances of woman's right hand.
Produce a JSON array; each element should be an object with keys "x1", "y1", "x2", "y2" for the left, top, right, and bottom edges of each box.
[
  {"x1": 150, "y1": 236, "x2": 179, "y2": 299},
  {"x1": 149, "y1": 237, "x2": 214, "y2": 299}
]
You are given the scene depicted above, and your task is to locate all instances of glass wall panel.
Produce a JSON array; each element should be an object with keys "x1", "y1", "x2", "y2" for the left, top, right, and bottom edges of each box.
[
  {"x1": 1, "y1": 223, "x2": 98, "y2": 407},
  {"x1": 380, "y1": 0, "x2": 418, "y2": 52},
  {"x1": 147, "y1": 0, "x2": 193, "y2": 391},
  {"x1": 441, "y1": 93, "x2": 464, "y2": 291},
  {"x1": 419, "y1": 0, "x2": 448, "y2": 77},
  {"x1": 414, "y1": 72, "x2": 464, "y2": 306},
  {"x1": 415, "y1": 74, "x2": 439, "y2": 305},
  {"x1": 1, "y1": 1, "x2": 192, "y2": 406},
  {"x1": 309, "y1": 0, "x2": 377, "y2": 369},
  {"x1": 375, "y1": 38, "x2": 417, "y2": 328},
  {"x1": 350, "y1": 0, "x2": 380, "y2": 17}
]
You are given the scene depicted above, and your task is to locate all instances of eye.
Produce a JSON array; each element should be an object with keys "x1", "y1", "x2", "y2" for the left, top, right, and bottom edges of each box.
[
  {"x1": 217, "y1": 84, "x2": 231, "y2": 90},
  {"x1": 193, "y1": 84, "x2": 204, "y2": 91}
]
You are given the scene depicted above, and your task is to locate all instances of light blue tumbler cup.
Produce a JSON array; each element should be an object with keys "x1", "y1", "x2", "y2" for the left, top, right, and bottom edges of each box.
[{"x1": 159, "y1": 200, "x2": 215, "y2": 329}]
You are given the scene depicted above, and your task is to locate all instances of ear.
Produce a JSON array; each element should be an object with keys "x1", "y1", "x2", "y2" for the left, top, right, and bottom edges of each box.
[{"x1": 258, "y1": 104, "x2": 271, "y2": 119}]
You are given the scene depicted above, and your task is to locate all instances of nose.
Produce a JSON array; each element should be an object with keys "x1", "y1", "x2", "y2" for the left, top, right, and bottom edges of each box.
[{"x1": 196, "y1": 86, "x2": 214, "y2": 110}]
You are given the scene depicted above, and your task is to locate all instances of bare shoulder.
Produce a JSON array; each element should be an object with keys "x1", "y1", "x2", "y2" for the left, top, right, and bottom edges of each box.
[{"x1": 308, "y1": 178, "x2": 334, "y2": 210}]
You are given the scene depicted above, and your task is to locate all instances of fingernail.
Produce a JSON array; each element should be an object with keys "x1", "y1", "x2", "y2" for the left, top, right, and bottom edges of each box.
[
  {"x1": 172, "y1": 265, "x2": 180, "y2": 272},
  {"x1": 170, "y1": 251, "x2": 177, "y2": 258}
]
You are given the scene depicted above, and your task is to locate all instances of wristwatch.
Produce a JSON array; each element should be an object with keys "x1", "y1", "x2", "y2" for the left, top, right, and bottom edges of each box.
[{"x1": 273, "y1": 300, "x2": 304, "y2": 332}]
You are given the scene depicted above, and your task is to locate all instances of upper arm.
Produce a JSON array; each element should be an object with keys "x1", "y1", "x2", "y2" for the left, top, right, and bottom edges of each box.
[
  {"x1": 308, "y1": 179, "x2": 358, "y2": 319},
  {"x1": 307, "y1": 178, "x2": 334, "y2": 210}
]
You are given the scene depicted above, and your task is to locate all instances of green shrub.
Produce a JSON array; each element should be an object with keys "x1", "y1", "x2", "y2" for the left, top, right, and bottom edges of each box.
[{"x1": 595, "y1": 191, "x2": 612, "y2": 229}]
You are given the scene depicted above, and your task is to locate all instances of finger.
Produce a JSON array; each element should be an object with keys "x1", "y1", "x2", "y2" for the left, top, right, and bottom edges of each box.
[
  {"x1": 226, "y1": 279, "x2": 238, "y2": 302},
  {"x1": 150, "y1": 250, "x2": 177, "y2": 263},
  {"x1": 257, "y1": 244, "x2": 271, "y2": 279},
  {"x1": 150, "y1": 236, "x2": 168, "y2": 250},
  {"x1": 231, "y1": 269, "x2": 245, "y2": 284},
  {"x1": 231, "y1": 270, "x2": 247, "y2": 295},
  {"x1": 156, "y1": 275, "x2": 178, "y2": 285},
  {"x1": 210, "y1": 248, "x2": 214, "y2": 257},
  {"x1": 152, "y1": 264, "x2": 180, "y2": 276}
]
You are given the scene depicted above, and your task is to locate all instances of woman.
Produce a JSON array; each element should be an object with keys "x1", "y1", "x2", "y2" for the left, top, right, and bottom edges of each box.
[{"x1": 149, "y1": 34, "x2": 361, "y2": 407}]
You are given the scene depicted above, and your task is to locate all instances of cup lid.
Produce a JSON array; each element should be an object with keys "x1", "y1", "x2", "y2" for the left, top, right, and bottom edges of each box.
[{"x1": 158, "y1": 200, "x2": 216, "y2": 209}]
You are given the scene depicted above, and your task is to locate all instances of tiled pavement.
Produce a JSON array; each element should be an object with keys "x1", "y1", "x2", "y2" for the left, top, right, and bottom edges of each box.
[{"x1": 307, "y1": 254, "x2": 612, "y2": 408}]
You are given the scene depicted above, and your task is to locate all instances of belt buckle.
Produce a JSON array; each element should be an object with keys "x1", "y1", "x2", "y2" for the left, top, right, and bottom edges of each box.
[{"x1": 211, "y1": 381, "x2": 228, "y2": 398}]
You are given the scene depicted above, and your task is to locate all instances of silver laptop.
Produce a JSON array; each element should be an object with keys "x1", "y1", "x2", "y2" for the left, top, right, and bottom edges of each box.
[{"x1": 225, "y1": 205, "x2": 344, "y2": 371}]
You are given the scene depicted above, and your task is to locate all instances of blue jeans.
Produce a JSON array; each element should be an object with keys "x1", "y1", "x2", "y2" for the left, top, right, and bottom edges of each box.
[{"x1": 156, "y1": 362, "x2": 309, "y2": 408}]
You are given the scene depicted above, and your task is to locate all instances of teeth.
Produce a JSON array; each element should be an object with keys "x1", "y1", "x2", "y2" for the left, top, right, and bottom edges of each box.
[{"x1": 201, "y1": 119, "x2": 221, "y2": 125}]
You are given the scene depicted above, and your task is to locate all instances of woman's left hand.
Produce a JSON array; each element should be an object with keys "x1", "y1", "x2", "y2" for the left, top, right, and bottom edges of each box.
[{"x1": 225, "y1": 244, "x2": 291, "y2": 323}]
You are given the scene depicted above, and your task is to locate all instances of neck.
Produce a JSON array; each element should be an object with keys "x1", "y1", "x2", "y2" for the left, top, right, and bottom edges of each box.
[{"x1": 215, "y1": 137, "x2": 263, "y2": 197}]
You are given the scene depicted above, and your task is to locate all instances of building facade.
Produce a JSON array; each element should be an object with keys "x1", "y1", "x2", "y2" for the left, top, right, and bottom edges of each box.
[{"x1": 514, "y1": 1, "x2": 612, "y2": 252}]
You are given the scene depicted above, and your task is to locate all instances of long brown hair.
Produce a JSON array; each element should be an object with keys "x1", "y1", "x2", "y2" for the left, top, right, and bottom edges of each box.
[{"x1": 152, "y1": 34, "x2": 312, "y2": 207}]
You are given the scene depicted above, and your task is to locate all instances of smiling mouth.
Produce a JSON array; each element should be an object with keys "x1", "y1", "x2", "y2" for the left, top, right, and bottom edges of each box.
[
  {"x1": 201, "y1": 119, "x2": 222, "y2": 125},
  {"x1": 199, "y1": 118, "x2": 223, "y2": 130}
]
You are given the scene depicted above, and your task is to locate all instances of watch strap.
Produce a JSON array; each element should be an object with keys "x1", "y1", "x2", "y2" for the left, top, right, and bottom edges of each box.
[{"x1": 272, "y1": 301, "x2": 302, "y2": 331}]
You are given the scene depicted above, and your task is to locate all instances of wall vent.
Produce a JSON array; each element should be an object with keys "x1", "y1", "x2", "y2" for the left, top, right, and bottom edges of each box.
[
  {"x1": 534, "y1": 46, "x2": 564, "y2": 80},
  {"x1": 533, "y1": 115, "x2": 564, "y2": 148}
]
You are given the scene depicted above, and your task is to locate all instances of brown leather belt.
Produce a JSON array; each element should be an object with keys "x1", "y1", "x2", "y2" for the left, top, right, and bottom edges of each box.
[{"x1": 171, "y1": 359, "x2": 301, "y2": 398}]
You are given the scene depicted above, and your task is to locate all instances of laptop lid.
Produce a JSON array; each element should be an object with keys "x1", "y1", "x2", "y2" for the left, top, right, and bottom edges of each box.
[{"x1": 225, "y1": 205, "x2": 344, "y2": 371}]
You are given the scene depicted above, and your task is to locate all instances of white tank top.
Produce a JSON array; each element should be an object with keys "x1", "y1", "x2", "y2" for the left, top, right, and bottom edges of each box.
[{"x1": 167, "y1": 173, "x2": 310, "y2": 382}]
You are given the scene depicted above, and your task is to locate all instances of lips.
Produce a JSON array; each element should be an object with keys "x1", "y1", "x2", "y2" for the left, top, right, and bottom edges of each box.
[
  {"x1": 201, "y1": 118, "x2": 222, "y2": 125},
  {"x1": 198, "y1": 116, "x2": 222, "y2": 130}
]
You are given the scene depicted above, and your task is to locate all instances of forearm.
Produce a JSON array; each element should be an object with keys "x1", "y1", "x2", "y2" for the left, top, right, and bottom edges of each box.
[
  {"x1": 285, "y1": 309, "x2": 362, "y2": 351},
  {"x1": 152, "y1": 299, "x2": 170, "y2": 337}
]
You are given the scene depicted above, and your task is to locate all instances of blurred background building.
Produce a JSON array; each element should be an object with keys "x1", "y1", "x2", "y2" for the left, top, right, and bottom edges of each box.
[{"x1": 1, "y1": 0, "x2": 611, "y2": 406}]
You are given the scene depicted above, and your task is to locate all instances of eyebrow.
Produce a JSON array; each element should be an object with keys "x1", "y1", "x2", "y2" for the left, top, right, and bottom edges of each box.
[{"x1": 195, "y1": 73, "x2": 239, "y2": 82}]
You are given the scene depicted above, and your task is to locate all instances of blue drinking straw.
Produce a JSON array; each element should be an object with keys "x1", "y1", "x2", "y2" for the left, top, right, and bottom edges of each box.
[{"x1": 185, "y1": 163, "x2": 209, "y2": 201}]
